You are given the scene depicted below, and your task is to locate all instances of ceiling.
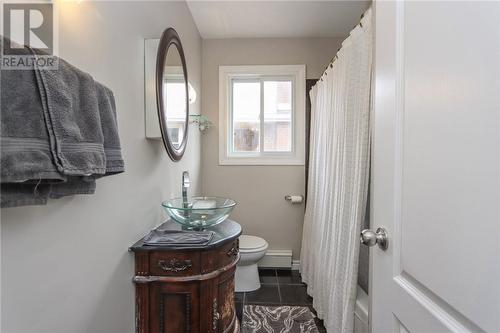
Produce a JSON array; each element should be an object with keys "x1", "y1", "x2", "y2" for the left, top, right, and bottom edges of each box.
[{"x1": 186, "y1": 1, "x2": 371, "y2": 39}]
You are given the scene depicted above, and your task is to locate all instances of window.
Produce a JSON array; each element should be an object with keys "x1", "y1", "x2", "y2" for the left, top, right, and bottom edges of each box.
[
  {"x1": 219, "y1": 65, "x2": 306, "y2": 165},
  {"x1": 163, "y1": 65, "x2": 187, "y2": 146},
  {"x1": 164, "y1": 76, "x2": 185, "y2": 146}
]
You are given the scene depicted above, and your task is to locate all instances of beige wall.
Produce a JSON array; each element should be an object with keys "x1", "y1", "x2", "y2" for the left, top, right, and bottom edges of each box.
[
  {"x1": 1, "y1": 2, "x2": 202, "y2": 332},
  {"x1": 201, "y1": 38, "x2": 343, "y2": 259}
]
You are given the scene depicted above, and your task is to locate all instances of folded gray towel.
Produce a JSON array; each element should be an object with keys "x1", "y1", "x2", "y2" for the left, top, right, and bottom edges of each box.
[
  {"x1": 33, "y1": 49, "x2": 106, "y2": 176},
  {"x1": 0, "y1": 177, "x2": 96, "y2": 207},
  {"x1": 0, "y1": 36, "x2": 125, "y2": 207},
  {"x1": 0, "y1": 47, "x2": 64, "y2": 183},
  {"x1": 94, "y1": 82, "x2": 124, "y2": 175},
  {"x1": 143, "y1": 230, "x2": 215, "y2": 246},
  {"x1": 0, "y1": 183, "x2": 51, "y2": 208}
]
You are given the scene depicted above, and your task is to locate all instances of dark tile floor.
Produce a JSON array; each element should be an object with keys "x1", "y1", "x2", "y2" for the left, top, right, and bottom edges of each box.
[{"x1": 235, "y1": 268, "x2": 327, "y2": 332}]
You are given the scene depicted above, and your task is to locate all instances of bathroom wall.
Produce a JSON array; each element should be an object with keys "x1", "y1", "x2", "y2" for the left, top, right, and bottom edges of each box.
[
  {"x1": 1, "y1": 2, "x2": 202, "y2": 332},
  {"x1": 201, "y1": 38, "x2": 343, "y2": 259}
]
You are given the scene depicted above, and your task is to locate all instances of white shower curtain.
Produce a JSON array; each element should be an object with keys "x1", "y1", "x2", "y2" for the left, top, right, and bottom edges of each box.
[{"x1": 300, "y1": 8, "x2": 373, "y2": 333}]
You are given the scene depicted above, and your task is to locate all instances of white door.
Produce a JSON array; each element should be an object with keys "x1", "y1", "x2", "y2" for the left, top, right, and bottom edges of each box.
[{"x1": 370, "y1": 1, "x2": 500, "y2": 333}]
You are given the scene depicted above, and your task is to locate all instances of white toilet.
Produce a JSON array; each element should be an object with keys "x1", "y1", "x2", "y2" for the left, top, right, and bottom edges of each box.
[{"x1": 235, "y1": 235, "x2": 268, "y2": 292}]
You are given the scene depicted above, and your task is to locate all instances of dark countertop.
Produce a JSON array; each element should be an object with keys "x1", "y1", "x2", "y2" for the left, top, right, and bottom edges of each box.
[{"x1": 130, "y1": 219, "x2": 242, "y2": 252}]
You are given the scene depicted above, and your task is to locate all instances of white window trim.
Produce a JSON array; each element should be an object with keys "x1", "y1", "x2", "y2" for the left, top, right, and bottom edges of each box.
[{"x1": 219, "y1": 65, "x2": 306, "y2": 166}]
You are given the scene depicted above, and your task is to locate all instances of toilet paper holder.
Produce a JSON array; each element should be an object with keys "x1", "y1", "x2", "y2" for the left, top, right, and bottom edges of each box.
[{"x1": 284, "y1": 195, "x2": 304, "y2": 203}]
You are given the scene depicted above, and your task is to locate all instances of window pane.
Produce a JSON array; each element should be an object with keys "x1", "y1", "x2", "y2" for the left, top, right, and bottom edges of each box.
[
  {"x1": 232, "y1": 81, "x2": 260, "y2": 152},
  {"x1": 264, "y1": 81, "x2": 292, "y2": 152},
  {"x1": 165, "y1": 81, "x2": 186, "y2": 146}
]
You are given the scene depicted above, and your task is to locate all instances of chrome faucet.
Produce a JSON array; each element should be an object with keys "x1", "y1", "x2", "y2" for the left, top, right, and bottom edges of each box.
[{"x1": 182, "y1": 171, "x2": 190, "y2": 208}]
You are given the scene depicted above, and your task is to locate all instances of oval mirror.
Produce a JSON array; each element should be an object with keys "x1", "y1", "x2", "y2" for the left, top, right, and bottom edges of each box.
[{"x1": 156, "y1": 28, "x2": 189, "y2": 161}]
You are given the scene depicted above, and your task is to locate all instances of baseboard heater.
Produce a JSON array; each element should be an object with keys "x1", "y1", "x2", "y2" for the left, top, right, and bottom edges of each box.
[{"x1": 258, "y1": 250, "x2": 293, "y2": 269}]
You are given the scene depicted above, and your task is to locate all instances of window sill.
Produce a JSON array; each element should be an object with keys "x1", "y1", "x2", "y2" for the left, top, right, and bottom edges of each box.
[{"x1": 219, "y1": 156, "x2": 305, "y2": 166}]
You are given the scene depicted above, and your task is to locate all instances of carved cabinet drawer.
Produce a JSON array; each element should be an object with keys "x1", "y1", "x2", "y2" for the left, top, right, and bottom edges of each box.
[
  {"x1": 149, "y1": 251, "x2": 201, "y2": 276},
  {"x1": 218, "y1": 239, "x2": 239, "y2": 269}
]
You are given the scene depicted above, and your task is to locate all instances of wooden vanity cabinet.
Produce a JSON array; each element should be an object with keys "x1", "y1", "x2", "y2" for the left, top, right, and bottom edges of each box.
[{"x1": 130, "y1": 220, "x2": 241, "y2": 333}]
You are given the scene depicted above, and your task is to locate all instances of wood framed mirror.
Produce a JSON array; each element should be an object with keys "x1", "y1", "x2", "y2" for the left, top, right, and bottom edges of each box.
[{"x1": 156, "y1": 27, "x2": 189, "y2": 161}]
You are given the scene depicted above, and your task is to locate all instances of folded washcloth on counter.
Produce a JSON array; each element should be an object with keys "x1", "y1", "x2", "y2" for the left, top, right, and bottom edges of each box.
[
  {"x1": 143, "y1": 229, "x2": 215, "y2": 246},
  {"x1": 0, "y1": 36, "x2": 125, "y2": 208}
]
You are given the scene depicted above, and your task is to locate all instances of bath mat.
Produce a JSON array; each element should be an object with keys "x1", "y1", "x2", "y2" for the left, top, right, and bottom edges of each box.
[{"x1": 242, "y1": 305, "x2": 319, "y2": 333}]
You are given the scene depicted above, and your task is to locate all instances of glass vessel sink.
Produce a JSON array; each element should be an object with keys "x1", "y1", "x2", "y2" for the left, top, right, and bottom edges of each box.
[{"x1": 162, "y1": 197, "x2": 236, "y2": 229}]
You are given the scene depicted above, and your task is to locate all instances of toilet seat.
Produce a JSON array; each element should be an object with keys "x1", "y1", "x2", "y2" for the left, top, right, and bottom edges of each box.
[{"x1": 239, "y1": 235, "x2": 268, "y2": 253}]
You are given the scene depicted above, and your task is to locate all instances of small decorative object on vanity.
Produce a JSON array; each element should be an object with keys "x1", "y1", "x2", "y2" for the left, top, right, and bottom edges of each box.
[{"x1": 130, "y1": 219, "x2": 242, "y2": 333}]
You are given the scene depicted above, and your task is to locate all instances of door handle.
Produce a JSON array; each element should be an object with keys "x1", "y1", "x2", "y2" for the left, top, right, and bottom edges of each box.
[{"x1": 360, "y1": 227, "x2": 388, "y2": 250}]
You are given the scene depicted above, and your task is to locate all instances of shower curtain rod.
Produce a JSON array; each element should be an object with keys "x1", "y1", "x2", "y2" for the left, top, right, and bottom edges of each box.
[{"x1": 319, "y1": 12, "x2": 366, "y2": 82}]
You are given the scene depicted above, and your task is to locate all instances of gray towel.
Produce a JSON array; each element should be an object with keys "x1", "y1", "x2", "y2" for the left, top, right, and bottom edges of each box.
[
  {"x1": 143, "y1": 230, "x2": 215, "y2": 246},
  {"x1": 0, "y1": 177, "x2": 96, "y2": 208},
  {"x1": 94, "y1": 82, "x2": 124, "y2": 175},
  {"x1": 0, "y1": 54, "x2": 64, "y2": 183},
  {"x1": 0, "y1": 183, "x2": 51, "y2": 208},
  {"x1": 0, "y1": 36, "x2": 124, "y2": 207},
  {"x1": 33, "y1": 49, "x2": 107, "y2": 175}
]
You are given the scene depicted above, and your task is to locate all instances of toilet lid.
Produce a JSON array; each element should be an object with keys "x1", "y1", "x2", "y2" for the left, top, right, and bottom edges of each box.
[{"x1": 239, "y1": 235, "x2": 268, "y2": 251}]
